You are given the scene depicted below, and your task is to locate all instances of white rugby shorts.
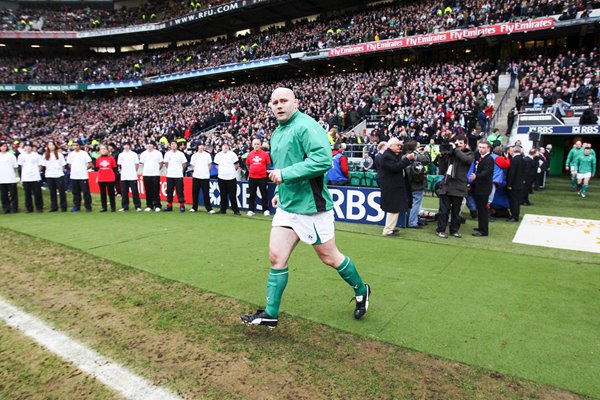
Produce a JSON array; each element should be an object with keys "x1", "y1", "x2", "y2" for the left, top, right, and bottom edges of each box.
[
  {"x1": 272, "y1": 207, "x2": 335, "y2": 245},
  {"x1": 577, "y1": 172, "x2": 592, "y2": 180}
]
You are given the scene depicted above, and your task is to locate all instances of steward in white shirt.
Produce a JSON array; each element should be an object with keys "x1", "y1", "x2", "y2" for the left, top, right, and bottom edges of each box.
[
  {"x1": 214, "y1": 143, "x2": 240, "y2": 215},
  {"x1": 0, "y1": 140, "x2": 18, "y2": 213},
  {"x1": 41, "y1": 141, "x2": 67, "y2": 212},
  {"x1": 139, "y1": 141, "x2": 163, "y2": 212},
  {"x1": 117, "y1": 141, "x2": 142, "y2": 211},
  {"x1": 189, "y1": 143, "x2": 215, "y2": 213},
  {"x1": 17, "y1": 140, "x2": 43, "y2": 212},
  {"x1": 66, "y1": 139, "x2": 93, "y2": 212},
  {"x1": 163, "y1": 141, "x2": 188, "y2": 212}
]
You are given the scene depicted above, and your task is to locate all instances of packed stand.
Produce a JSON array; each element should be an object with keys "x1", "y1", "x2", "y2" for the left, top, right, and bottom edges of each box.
[
  {"x1": 0, "y1": 0, "x2": 231, "y2": 32},
  {"x1": 1, "y1": 0, "x2": 597, "y2": 84},
  {"x1": 514, "y1": 51, "x2": 599, "y2": 110},
  {"x1": 0, "y1": 59, "x2": 498, "y2": 159}
]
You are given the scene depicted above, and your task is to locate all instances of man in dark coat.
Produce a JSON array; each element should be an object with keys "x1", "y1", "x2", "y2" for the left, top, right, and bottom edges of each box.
[
  {"x1": 470, "y1": 141, "x2": 494, "y2": 237},
  {"x1": 435, "y1": 135, "x2": 474, "y2": 238},
  {"x1": 522, "y1": 148, "x2": 538, "y2": 206},
  {"x1": 379, "y1": 138, "x2": 415, "y2": 236},
  {"x1": 506, "y1": 145, "x2": 526, "y2": 222}
]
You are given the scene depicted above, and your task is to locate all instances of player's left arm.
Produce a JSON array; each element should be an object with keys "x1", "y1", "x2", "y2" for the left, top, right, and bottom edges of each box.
[{"x1": 280, "y1": 123, "x2": 331, "y2": 183}]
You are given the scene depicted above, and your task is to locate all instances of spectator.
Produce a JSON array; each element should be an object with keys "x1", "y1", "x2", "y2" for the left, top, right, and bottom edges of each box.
[
  {"x1": 163, "y1": 140, "x2": 187, "y2": 212},
  {"x1": 139, "y1": 141, "x2": 163, "y2": 212},
  {"x1": 66, "y1": 139, "x2": 93, "y2": 212},
  {"x1": 327, "y1": 143, "x2": 349, "y2": 186},
  {"x1": 95, "y1": 144, "x2": 117, "y2": 212},
  {"x1": 378, "y1": 138, "x2": 414, "y2": 237},
  {"x1": 117, "y1": 140, "x2": 142, "y2": 212},
  {"x1": 246, "y1": 138, "x2": 272, "y2": 216},
  {"x1": 18, "y1": 140, "x2": 44, "y2": 213},
  {"x1": 189, "y1": 143, "x2": 215, "y2": 214},
  {"x1": 506, "y1": 145, "x2": 526, "y2": 222},
  {"x1": 0, "y1": 140, "x2": 19, "y2": 214},
  {"x1": 214, "y1": 142, "x2": 240, "y2": 215},
  {"x1": 469, "y1": 141, "x2": 494, "y2": 237},
  {"x1": 522, "y1": 148, "x2": 538, "y2": 206},
  {"x1": 42, "y1": 140, "x2": 67, "y2": 212}
]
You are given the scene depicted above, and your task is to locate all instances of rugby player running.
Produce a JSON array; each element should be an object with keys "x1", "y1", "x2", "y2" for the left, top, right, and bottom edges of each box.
[{"x1": 241, "y1": 87, "x2": 370, "y2": 328}]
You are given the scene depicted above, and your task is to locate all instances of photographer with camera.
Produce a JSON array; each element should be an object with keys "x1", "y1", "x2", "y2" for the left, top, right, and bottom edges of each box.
[
  {"x1": 404, "y1": 141, "x2": 430, "y2": 229},
  {"x1": 435, "y1": 135, "x2": 474, "y2": 239}
]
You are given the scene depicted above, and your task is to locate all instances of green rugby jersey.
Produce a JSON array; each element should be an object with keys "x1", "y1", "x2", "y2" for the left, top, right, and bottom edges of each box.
[
  {"x1": 271, "y1": 111, "x2": 333, "y2": 214},
  {"x1": 565, "y1": 146, "x2": 583, "y2": 168},
  {"x1": 573, "y1": 153, "x2": 596, "y2": 175}
]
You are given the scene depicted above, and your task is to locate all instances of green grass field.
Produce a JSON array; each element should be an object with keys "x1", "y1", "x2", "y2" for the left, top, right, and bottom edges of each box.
[{"x1": 1, "y1": 177, "x2": 599, "y2": 399}]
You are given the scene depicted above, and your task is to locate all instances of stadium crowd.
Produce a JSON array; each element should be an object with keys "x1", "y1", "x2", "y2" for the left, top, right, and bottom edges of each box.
[
  {"x1": 0, "y1": 59, "x2": 499, "y2": 156},
  {"x1": 1, "y1": 0, "x2": 598, "y2": 84},
  {"x1": 0, "y1": 0, "x2": 230, "y2": 32},
  {"x1": 515, "y1": 50, "x2": 599, "y2": 108}
]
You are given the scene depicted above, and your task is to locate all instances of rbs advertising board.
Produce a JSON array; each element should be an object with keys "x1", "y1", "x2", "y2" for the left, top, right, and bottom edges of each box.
[{"x1": 89, "y1": 174, "x2": 387, "y2": 225}]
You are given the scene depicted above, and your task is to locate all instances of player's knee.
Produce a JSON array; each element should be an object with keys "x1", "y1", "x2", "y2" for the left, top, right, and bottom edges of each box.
[
  {"x1": 269, "y1": 249, "x2": 286, "y2": 268},
  {"x1": 317, "y1": 250, "x2": 342, "y2": 268}
]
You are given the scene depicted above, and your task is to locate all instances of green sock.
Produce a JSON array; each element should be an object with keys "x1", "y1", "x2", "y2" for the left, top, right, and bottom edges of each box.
[
  {"x1": 582, "y1": 184, "x2": 588, "y2": 195},
  {"x1": 264, "y1": 268, "x2": 288, "y2": 318},
  {"x1": 337, "y1": 256, "x2": 366, "y2": 297},
  {"x1": 571, "y1": 179, "x2": 578, "y2": 189}
]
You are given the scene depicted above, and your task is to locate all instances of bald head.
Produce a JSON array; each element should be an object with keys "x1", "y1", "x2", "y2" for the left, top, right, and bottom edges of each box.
[
  {"x1": 270, "y1": 87, "x2": 299, "y2": 124},
  {"x1": 271, "y1": 87, "x2": 295, "y2": 100}
]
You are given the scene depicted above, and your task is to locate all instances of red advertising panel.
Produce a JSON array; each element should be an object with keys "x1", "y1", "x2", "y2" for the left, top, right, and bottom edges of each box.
[
  {"x1": 88, "y1": 172, "x2": 191, "y2": 202},
  {"x1": 328, "y1": 18, "x2": 555, "y2": 57}
]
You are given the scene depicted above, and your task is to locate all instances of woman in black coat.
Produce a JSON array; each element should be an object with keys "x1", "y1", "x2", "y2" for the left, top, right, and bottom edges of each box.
[{"x1": 379, "y1": 138, "x2": 415, "y2": 236}]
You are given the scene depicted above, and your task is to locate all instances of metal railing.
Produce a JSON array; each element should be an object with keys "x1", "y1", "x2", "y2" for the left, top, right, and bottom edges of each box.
[{"x1": 490, "y1": 85, "x2": 515, "y2": 131}]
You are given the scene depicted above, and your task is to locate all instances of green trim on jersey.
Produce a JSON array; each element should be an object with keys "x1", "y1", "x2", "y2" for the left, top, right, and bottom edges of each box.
[{"x1": 271, "y1": 111, "x2": 333, "y2": 214}]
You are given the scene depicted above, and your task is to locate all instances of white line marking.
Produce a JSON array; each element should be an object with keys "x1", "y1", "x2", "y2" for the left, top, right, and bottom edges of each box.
[{"x1": 0, "y1": 296, "x2": 184, "y2": 400}]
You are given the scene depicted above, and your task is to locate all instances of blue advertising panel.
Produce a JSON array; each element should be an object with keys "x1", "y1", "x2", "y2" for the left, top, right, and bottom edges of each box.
[
  {"x1": 516, "y1": 125, "x2": 600, "y2": 135},
  {"x1": 198, "y1": 180, "x2": 389, "y2": 225}
]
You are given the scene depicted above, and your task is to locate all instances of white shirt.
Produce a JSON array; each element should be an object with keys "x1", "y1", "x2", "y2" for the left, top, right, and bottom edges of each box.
[
  {"x1": 214, "y1": 151, "x2": 238, "y2": 180},
  {"x1": 18, "y1": 151, "x2": 42, "y2": 182},
  {"x1": 190, "y1": 151, "x2": 212, "y2": 179},
  {"x1": 163, "y1": 150, "x2": 187, "y2": 178},
  {"x1": 0, "y1": 152, "x2": 18, "y2": 184},
  {"x1": 66, "y1": 150, "x2": 92, "y2": 180},
  {"x1": 139, "y1": 149, "x2": 163, "y2": 176},
  {"x1": 118, "y1": 150, "x2": 140, "y2": 181},
  {"x1": 41, "y1": 153, "x2": 66, "y2": 178}
]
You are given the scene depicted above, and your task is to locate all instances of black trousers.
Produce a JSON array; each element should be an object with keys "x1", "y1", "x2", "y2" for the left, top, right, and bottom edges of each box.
[
  {"x1": 522, "y1": 179, "x2": 534, "y2": 204},
  {"x1": 143, "y1": 176, "x2": 161, "y2": 209},
  {"x1": 166, "y1": 177, "x2": 185, "y2": 204},
  {"x1": 248, "y1": 177, "x2": 269, "y2": 212},
  {"x1": 474, "y1": 194, "x2": 489, "y2": 235},
  {"x1": 218, "y1": 178, "x2": 239, "y2": 213},
  {"x1": 114, "y1": 172, "x2": 121, "y2": 195},
  {"x1": 23, "y1": 180, "x2": 43, "y2": 212},
  {"x1": 98, "y1": 182, "x2": 116, "y2": 211},
  {"x1": 508, "y1": 188, "x2": 522, "y2": 220},
  {"x1": 0, "y1": 183, "x2": 18, "y2": 213},
  {"x1": 437, "y1": 194, "x2": 463, "y2": 234},
  {"x1": 192, "y1": 178, "x2": 212, "y2": 211},
  {"x1": 71, "y1": 178, "x2": 92, "y2": 210},
  {"x1": 47, "y1": 177, "x2": 67, "y2": 211},
  {"x1": 121, "y1": 179, "x2": 141, "y2": 210}
]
